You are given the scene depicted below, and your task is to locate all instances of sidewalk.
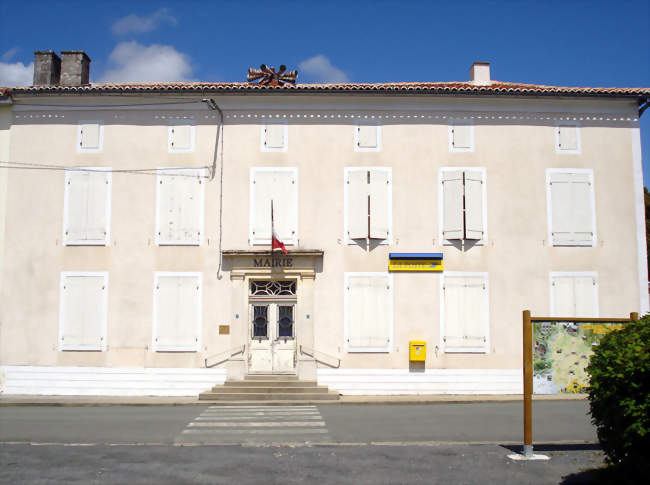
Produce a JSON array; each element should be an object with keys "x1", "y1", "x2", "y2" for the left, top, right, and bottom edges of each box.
[{"x1": 0, "y1": 393, "x2": 587, "y2": 406}]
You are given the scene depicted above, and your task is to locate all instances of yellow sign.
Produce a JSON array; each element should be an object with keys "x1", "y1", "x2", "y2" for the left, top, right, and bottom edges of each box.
[
  {"x1": 582, "y1": 324, "x2": 625, "y2": 334},
  {"x1": 389, "y1": 259, "x2": 443, "y2": 272}
]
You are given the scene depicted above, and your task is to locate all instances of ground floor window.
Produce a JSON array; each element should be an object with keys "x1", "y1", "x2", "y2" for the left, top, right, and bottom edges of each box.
[
  {"x1": 441, "y1": 272, "x2": 489, "y2": 353},
  {"x1": 59, "y1": 272, "x2": 108, "y2": 351}
]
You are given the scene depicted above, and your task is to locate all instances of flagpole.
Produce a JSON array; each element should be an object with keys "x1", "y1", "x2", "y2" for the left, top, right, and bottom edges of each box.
[{"x1": 271, "y1": 199, "x2": 274, "y2": 268}]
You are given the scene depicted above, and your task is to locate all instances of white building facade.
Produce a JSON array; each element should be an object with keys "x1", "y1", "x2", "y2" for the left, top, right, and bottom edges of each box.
[{"x1": 0, "y1": 54, "x2": 648, "y2": 396}]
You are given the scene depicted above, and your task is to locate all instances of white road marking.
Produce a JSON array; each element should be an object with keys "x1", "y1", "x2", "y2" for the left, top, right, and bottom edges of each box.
[{"x1": 188, "y1": 421, "x2": 325, "y2": 427}]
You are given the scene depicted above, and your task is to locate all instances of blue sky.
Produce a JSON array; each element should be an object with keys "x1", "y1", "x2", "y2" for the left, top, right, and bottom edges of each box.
[{"x1": 1, "y1": 0, "x2": 649, "y2": 183}]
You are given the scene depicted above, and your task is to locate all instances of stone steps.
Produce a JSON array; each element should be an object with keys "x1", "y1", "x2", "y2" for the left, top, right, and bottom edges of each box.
[{"x1": 198, "y1": 375, "x2": 340, "y2": 402}]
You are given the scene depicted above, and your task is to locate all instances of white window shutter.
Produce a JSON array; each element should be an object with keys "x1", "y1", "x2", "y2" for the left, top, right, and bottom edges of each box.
[
  {"x1": 462, "y1": 276, "x2": 488, "y2": 347},
  {"x1": 273, "y1": 171, "x2": 296, "y2": 242},
  {"x1": 80, "y1": 123, "x2": 100, "y2": 149},
  {"x1": 552, "y1": 276, "x2": 575, "y2": 317},
  {"x1": 85, "y1": 172, "x2": 109, "y2": 241},
  {"x1": 155, "y1": 276, "x2": 178, "y2": 349},
  {"x1": 265, "y1": 125, "x2": 284, "y2": 149},
  {"x1": 348, "y1": 274, "x2": 390, "y2": 349},
  {"x1": 357, "y1": 125, "x2": 377, "y2": 148},
  {"x1": 570, "y1": 173, "x2": 593, "y2": 245},
  {"x1": 574, "y1": 276, "x2": 597, "y2": 318},
  {"x1": 347, "y1": 169, "x2": 368, "y2": 239},
  {"x1": 550, "y1": 172, "x2": 574, "y2": 245},
  {"x1": 443, "y1": 277, "x2": 465, "y2": 348},
  {"x1": 171, "y1": 124, "x2": 192, "y2": 150},
  {"x1": 369, "y1": 169, "x2": 390, "y2": 239},
  {"x1": 452, "y1": 125, "x2": 471, "y2": 149},
  {"x1": 442, "y1": 170, "x2": 464, "y2": 240},
  {"x1": 464, "y1": 170, "x2": 484, "y2": 240},
  {"x1": 157, "y1": 175, "x2": 178, "y2": 243},
  {"x1": 177, "y1": 276, "x2": 200, "y2": 348},
  {"x1": 558, "y1": 126, "x2": 578, "y2": 151},
  {"x1": 61, "y1": 275, "x2": 105, "y2": 349},
  {"x1": 65, "y1": 171, "x2": 89, "y2": 242},
  {"x1": 177, "y1": 174, "x2": 202, "y2": 244}
]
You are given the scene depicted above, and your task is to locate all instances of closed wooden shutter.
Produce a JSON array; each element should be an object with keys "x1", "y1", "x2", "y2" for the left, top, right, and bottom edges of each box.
[
  {"x1": 61, "y1": 274, "x2": 106, "y2": 350},
  {"x1": 551, "y1": 276, "x2": 575, "y2": 317},
  {"x1": 65, "y1": 171, "x2": 90, "y2": 242},
  {"x1": 443, "y1": 275, "x2": 488, "y2": 351},
  {"x1": 357, "y1": 125, "x2": 377, "y2": 148},
  {"x1": 171, "y1": 124, "x2": 192, "y2": 151},
  {"x1": 369, "y1": 169, "x2": 390, "y2": 239},
  {"x1": 550, "y1": 171, "x2": 593, "y2": 246},
  {"x1": 442, "y1": 170, "x2": 464, "y2": 240},
  {"x1": 65, "y1": 170, "x2": 109, "y2": 244},
  {"x1": 85, "y1": 171, "x2": 110, "y2": 241},
  {"x1": 154, "y1": 274, "x2": 200, "y2": 351},
  {"x1": 347, "y1": 169, "x2": 368, "y2": 239},
  {"x1": 558, "y1": 125, "x2": 578, "y2": 151},
  {"x1": 265, "y1": 124, "x2": 285, "y2": 149},
  {"x1": 347, "y1": 274, "x2": 391, "y2": 350},
  {"x1": 574, "y1": 276, "x2": 598, "y2": 318},
  {"x1": 157, "y1": 170, "x2": 203, "y2": 244},
  {"x1": 464, "y1": 170, "x2": 484, "y2": 240},
  {"x1": 452, "y1": 124, "x2": 471, "y2": 149},
  {"x1": 252, "y1": 169, "x2": 296, "y2": 243},
  {"x1": 80, "y1": 123, "x2": 100, "y2": 149}
]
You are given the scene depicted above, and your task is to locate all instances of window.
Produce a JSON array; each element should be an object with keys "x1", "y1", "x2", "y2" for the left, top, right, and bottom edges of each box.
[
  {"x1": 546, "y1": 169, "x2": 596, "y2": 246},
  {"x1": 344, "y1": 167, "x2": 392, "y2": 244},
  {"x1": 344, "y1": 272, "x2": 393, "y2": 352},
  {"x1": 168, "y1": 121, "x2": 195, "y2": 153},
  {"x1": 555, "y1": 123, "x2": 580, "y2": 154},
  {"x1": 261, "y1": 122, "x2": 288, "y2": 152},
  {"x1": 550, "y1": 272, "x2": 598, "y2": 318},
  {"x1": 156, "y1": 168, "x2": 205, "y2": 245},
  {"x1": 63, "y1": 168, "x2": 111, "y2": 246},
  {"x1": 439, "y1": 167, "x2": 486, "y2": 244},
  {"x1": 354, "y1": 123, "x2": 381, "y2": 152},
  {"x1": 448, "y1": 120, "x2": 474, "y2": 152},
  {"x1": 250, "y1": 167, "x2": 298, "y2": 245},
  {"x1": 441, "y1": 272, "x2": 489, "y2": 353},
  {"x1": 152, "y1": 272, "x2": 202, "y2": 352},
  {"x1": 59, "y1": 272, "x2": 108, "y2": 351},
  {"x1": 77, "y1": 121, "x2": 103, "y2": 152}
]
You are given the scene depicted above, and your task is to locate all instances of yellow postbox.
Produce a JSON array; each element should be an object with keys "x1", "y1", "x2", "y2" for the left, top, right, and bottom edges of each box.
[{"x1": 409, "y1": 341, "x2": 426, "y2": 362}]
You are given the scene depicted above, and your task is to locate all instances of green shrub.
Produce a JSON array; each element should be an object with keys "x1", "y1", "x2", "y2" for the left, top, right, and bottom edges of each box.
[{"x1": 586, "y1": 316, "x2": 650, "y2": 475}]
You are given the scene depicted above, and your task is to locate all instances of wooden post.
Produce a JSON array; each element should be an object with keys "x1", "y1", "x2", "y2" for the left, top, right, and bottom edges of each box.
[
  {"x1": 630, "y1": 312, "x2": 639, "y2": 321},
  {"x1": 523, "y1": 310, "x2": 533, "y2": 457}
]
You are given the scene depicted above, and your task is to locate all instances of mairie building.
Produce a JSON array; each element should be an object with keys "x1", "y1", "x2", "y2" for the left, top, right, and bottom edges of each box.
[{"x1": 0, "y1": 51, "x2": 647, "y2": 396}]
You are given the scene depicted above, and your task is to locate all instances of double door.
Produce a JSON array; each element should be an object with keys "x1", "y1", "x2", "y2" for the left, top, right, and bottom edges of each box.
[{"x1": 248, "y1": 302, "x2": 296, "y2": 374}]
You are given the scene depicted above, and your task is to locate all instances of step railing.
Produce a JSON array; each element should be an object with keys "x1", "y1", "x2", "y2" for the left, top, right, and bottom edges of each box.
[
  {"x1": 204, "y1": 344, "x2": 246, "y2": 368},
  {"x1": 299, "y1": 345, "x2": 340, "y2": 368}
]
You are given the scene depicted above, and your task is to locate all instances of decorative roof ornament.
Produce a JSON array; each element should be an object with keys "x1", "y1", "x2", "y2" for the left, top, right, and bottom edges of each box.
[{"x1": 247, "y1": 64, "x2": 298, "y2": 86}]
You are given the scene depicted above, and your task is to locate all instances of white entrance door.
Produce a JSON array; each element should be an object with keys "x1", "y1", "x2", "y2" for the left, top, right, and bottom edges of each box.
[{"x1": 249, "y1": 302, "x2": 296, "y2": 374}]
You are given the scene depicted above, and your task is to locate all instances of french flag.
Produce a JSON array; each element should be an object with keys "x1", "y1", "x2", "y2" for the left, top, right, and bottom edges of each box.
[{"x1": 271, "y1": 200, "x2": 288, "y2": 254}]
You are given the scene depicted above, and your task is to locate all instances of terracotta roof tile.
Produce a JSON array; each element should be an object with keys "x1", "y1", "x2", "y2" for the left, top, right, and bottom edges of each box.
[{"x1": 3, "y1": 80, "x2": 650, "y2": 98}]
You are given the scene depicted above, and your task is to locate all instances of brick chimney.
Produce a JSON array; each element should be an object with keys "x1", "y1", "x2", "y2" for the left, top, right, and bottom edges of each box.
[
  {"x1": 60, "y1": 51, "x2": 91, "y2": 86},
  {"x1": 470, "y1": 62, "x2": 491, "y2": 85},
  {"x1": 33, "y1": 51, "x2": 61, "y2": 86}
]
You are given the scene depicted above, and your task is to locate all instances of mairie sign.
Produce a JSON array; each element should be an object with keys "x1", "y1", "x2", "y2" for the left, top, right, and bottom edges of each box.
[{"x1": 388, "y1": 253, "x2": 443, "y2": 272}]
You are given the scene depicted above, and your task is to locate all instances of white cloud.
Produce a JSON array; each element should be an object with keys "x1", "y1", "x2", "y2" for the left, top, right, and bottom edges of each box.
[
  {"x1": 111, "y1": 8, "x2": 177, "y2": 36},
  {"x1": 298, "y1": 55, "x2": 349, "y2": 83},
  {"x1": 1, "y1": 47, "x2": 20, "y2": 62},
  {"x1": 0, "y1": 61, "x2": 33, "y2": 86},
  {"x1": 101, "y1": 41, "x2": 193, "y2": 82}
]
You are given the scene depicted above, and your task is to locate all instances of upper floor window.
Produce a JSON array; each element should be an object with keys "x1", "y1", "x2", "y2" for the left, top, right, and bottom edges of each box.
[
  {"x1": 354, "y1": 123, "x2": 381, "y2": 152},
  {"x1": 546, "y1": 169, "x2": 596, "y2": 246},
  {"x1": 439, "y1": 167, "x2": 487, "y2": 244},
  {"x1": 77, "y1": 121, "x2": 103, "y2": 153},
  {"x1": 261, "y1": 122, "x2": 288, "y2": 152},
  {"x1": 344, "y1": 167, "x2": 392, "y2": 244},
  {"x1": 156, "y1": 168, "x2": 205, "y2": 245},
  {"x1": 250, "y1": 167, "x2": 298, "y2": 245},
  {"x1": 448, "y1": 120, "x2": 474, "y2": 152},
  {"x1": 555, "y1": 123, "x2": 581, "y2": 154},
  {"x1": 63, "y1": 168, "x2": 111, "y2": 246},
  {"x1": 168, "y1": 121, "x2": 195, "y2": 153}
]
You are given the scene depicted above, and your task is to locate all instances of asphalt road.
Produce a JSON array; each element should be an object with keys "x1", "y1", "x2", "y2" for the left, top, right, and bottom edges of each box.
[
  {"x1": 0, "y1": 401, "x2": 597, "y2": 445},
  {"x1": 0, "y1": 402, "x2": 604, "y2": 484}
]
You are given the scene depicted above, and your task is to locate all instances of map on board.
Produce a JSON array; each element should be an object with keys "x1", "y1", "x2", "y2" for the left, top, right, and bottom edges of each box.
[{"x1": 533, "y1": 322, "x2": 625, "y2": 394}]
